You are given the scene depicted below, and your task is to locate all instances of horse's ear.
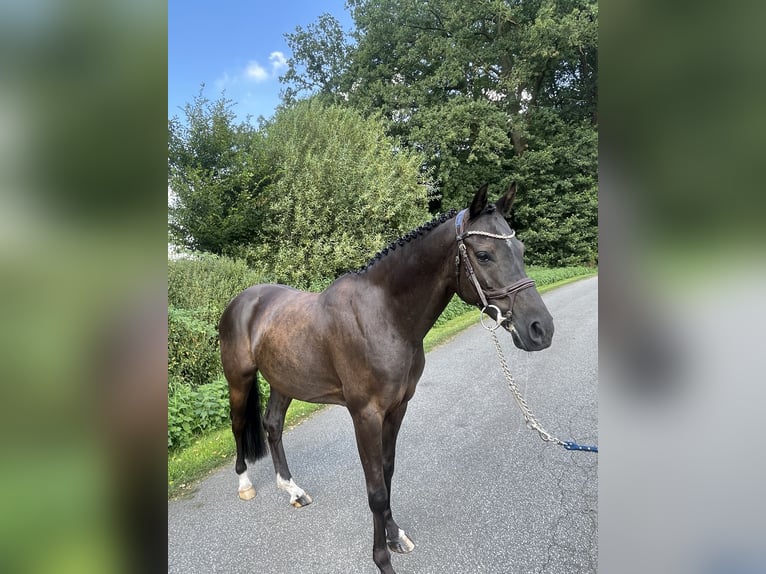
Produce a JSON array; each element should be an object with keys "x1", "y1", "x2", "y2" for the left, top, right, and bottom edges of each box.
[
  {"x1": 469, "y1": 183, "x2": 489, "y2": 218},
  {"x1": 495, "y1": 182, "x2": 517, "y2": 216}
]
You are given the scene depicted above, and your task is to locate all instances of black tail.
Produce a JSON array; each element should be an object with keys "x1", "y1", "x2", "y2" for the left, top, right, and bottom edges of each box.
[{"x1": 242, "y1": 374, "x2": 268, "y2": 462}]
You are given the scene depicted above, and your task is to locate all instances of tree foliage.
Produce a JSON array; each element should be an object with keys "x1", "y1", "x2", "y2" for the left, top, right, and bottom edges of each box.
[
  {"x1": 168, "y1": 91, "x2": 271, "y2": 255},
  {"x1": 280, "y1": 0, "x2": 598, "y2": 265},
  {"x1": 280, "y1": 13, "x2": 354, "y2": 106},
  {"x1": 169, "y1": 94, "x2": 432, "y2": 288},
  {"x1": 249, "y1": 100, "x2": 431, "y2": 288},
  {"x1": 509, "y1": 109, "x2": 597, "y2": 266}
]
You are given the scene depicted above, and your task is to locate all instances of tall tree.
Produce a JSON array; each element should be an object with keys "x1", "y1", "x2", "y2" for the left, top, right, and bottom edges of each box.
[
  {"x1": 280, "y1": 14, "x2": 354, "y2": 106},
  {"x1": 168, "y1": 91, "x2": 270, "y2": 255},
  {"x1": 281, "y1": 0, "x2": 598, "y2": 266}
]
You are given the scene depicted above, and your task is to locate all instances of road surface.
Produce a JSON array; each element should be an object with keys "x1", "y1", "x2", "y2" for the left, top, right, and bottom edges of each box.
[{"x1": 168, "y1": 276, "x2": 597, "y2": 573}]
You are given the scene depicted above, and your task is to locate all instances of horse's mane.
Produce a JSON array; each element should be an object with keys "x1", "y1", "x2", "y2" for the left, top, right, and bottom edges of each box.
[{"x1": 351, "y1": 209, "x2": 458, "y2": 275}]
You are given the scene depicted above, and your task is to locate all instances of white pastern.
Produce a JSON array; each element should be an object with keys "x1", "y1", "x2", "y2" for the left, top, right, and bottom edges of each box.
[
  {"x1": 276, "y1": 473, "x2": 309, "y2": 505},
  {"x1": 237, "y1": 470, "x2": 256, "y2": 500},
  {"x1": 388, "y1": 528, "x2": 415, "y2": 553},
  {"x1": 238, "y1": 471, "x2": 253, "y2": 492}
]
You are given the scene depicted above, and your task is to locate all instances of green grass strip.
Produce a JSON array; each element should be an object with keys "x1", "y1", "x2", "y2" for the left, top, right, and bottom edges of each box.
[{"x1": 168, "y1": 267, "x2": 596, "y2": 499}]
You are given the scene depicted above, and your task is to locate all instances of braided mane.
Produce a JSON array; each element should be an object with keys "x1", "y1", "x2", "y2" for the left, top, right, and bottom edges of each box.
[{"x1": 352, "y1": 209, "x2": 458, "y2": 275}]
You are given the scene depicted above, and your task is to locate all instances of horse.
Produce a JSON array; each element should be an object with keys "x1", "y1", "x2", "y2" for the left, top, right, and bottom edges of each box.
[{"x1": 218, "y1": 182, "x2": 554, "y2": 574}]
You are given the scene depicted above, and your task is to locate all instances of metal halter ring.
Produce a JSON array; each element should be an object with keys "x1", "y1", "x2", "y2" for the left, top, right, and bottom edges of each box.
[{"x1": 479, "y1": 305, "x2": 505, "y2": 331}]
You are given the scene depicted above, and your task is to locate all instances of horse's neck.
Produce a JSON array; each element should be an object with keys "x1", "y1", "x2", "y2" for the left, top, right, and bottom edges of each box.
[{"x1": 363, "y1": 223, "x2": 457, "y2": 341}]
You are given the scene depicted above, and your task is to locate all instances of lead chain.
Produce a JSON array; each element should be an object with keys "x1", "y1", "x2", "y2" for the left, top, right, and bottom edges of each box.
[{"x1": 488, "y1": 328, "x2": 565, "y2": 446}]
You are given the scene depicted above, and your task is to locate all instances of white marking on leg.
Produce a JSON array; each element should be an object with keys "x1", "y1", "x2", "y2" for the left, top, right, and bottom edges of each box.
[
  {"x1": 238, "y1": 471, "x2": 253, "y2": 492},
  {"x1": 276, "y1": 473, "x2": 311, "y2": 506},
  {"x1": 237, "y1": 470, "x2": 256, "y2": 500},
  {"x1": 388, "y1": 528, "x2": 415, "y2": 553}
]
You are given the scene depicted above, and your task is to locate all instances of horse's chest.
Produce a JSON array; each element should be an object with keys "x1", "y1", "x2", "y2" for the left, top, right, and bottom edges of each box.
[{"x1": 388, "y1": 348, "x2": 425, "y2": 402}]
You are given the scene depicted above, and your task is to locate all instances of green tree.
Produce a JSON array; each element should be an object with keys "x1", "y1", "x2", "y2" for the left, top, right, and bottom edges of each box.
[
  {"x1": 168, "y1": 90, "x2": 270, "y2": 254},
  {"x1": 281, "y1": 0, "x2": 598, "y2": 266},
  {"x1": 249, "y1": 99, "x2": 431, "y2": 288},
  {"x1": 280, "y1": 13, "x2": 354, "y2": 106},
  {"x1": 510, "y1": 110, "x2": 598, "y2": 266}
]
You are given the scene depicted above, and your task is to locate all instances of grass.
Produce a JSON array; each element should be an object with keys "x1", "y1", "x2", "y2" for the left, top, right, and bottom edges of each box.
[
  {"x1": 168, "y1": 266, "x2": 597, "y2": 499},
  {"x1": 424, "y1": 310, "x2": 481, "y2": 352},
  {"x1": 168, "y1": 427, "x2": 234, "y2": 497}
]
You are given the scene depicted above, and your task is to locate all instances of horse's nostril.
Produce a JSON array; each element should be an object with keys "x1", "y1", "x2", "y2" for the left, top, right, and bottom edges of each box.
[{"x1": 530, "y1": 320, "x2": 544, "y2": 342}]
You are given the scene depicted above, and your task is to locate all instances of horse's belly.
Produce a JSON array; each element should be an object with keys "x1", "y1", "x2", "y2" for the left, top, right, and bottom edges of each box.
[
  {"x1": 264, "y1": 368, "x2": 346, "y2": 406},
  {"x1": 255, "y1": 333, "x2": 346, "y2": 406}
]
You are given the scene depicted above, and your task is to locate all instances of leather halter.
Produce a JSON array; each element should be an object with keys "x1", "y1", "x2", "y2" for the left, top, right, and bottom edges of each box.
[{"x1": 454, "y1": 208, "x2": 536, "y2": 322}]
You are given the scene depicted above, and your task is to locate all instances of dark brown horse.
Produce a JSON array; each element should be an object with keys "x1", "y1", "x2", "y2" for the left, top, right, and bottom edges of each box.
[{"x1": 218, "y1": 183, "x2": 554, "y2": 574}]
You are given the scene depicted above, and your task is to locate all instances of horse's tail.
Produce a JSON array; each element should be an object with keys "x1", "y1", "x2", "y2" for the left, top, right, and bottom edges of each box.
[{"x1": 242, "y1": 372, "x2": 268, "y2": 462}]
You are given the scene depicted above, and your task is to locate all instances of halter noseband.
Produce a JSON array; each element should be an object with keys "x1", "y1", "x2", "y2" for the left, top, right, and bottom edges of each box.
[{"x1": 454, "y1": 208, "x2": 536, "y2": 324}]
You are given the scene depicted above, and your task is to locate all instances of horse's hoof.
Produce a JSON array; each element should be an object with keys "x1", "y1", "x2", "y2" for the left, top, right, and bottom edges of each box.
[
  {"x1": 387, "y1": 529, "x2": 415, "y2": 554},
  {"x1": 291, "y1": 493, "x2": 313, "y2": 508},
  {"x1": 238, "y1": 486, "x2": 257, "y2": 500}
]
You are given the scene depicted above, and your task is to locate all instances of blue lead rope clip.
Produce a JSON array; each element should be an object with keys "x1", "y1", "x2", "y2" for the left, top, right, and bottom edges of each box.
[{"x1": 562, "y1": 441, "x2": 598, "y2": 453}]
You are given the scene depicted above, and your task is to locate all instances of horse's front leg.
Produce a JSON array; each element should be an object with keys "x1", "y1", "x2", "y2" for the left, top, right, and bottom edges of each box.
[
  {"x1": 351, "y1": 406, "x2": 397, "y2": 574},
  {"x1": 383, "y1": 402, "x2": 415, "y2": 554}
]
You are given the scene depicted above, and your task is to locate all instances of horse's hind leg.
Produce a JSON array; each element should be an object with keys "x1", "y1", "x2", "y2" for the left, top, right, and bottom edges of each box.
[
  {"x1": 263, "y1": 389, "x2": 312, "y2": 508},
  {"x1": 226, "y1": 367, "x2": 267, "y2": 501}
]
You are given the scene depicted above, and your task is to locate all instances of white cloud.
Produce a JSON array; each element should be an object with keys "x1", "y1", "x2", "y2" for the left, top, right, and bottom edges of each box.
[
  {"x1": 245, "y1": 61, "x2": 269, "y2": 82},
  {"x1": 215, "y1": 51, "x2": 286, "y2": 88},
  {"x1": 269, "y1": 51, "x2": 287, "y2": 73}
]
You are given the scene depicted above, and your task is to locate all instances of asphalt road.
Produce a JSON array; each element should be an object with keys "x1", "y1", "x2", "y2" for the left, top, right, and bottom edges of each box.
[{"x1": 168, "y1": 276, "x2": 598, "y2": 574}]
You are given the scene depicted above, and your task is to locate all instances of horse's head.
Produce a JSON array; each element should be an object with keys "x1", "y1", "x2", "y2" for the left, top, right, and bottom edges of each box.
[{"x1": 455, "y1": 183, "x2": 554, "y2": 351}]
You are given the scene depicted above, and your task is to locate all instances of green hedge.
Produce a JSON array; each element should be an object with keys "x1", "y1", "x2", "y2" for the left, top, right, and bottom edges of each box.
[
  {"x1": 168, "y1": 305, "x2": 219, "y2": 389},
  {"x1": 168, "y1": 253, "x2": 268, "y2": 450},
  {"x1": 525, "y1": 265, "x2": 595, "y2": 287},
  {"x1": 168, "y1": 252, "x2": 265, "y2": 325},
  {"x1": 168, "y1": 253, "x2": 267, "y2": 388}
]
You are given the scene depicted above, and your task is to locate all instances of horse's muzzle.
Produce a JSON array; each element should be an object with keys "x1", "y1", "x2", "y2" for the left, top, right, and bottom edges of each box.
[{"x1": 510, "y1": 318, "x2": 553, "y2": 351}]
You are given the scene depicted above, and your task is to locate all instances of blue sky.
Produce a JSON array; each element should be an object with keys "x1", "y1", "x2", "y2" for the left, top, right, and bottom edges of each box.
[{"x1": 169, "y1": 0, "x2": 354, "y2": 123}]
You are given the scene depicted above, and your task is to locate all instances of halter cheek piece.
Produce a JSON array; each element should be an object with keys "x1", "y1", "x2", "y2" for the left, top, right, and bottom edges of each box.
[{"x1": 454, "y1": 208, "x2": 536, "y2": 327}]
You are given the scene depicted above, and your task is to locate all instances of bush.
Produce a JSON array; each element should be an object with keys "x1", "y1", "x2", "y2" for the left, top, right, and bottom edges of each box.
[
  {"x1": 168, "y1": 92, "x2": 271, "y2": 255},
  {"x1": 245, "y1": 100, "x2": 432, "y2": 288},
  {"x1": 168, "y1": 378, "x2": 231, "y2": 450},
  {"x1": 167, "y1": 253, "x2": 271, "y2": 451},
  {"x1": 168, "y1": 305, "x2": 220, "y2": 389},
  {"x1": 168, "y1": 253, "x2": 266, "y2": 389},
  {"x1": 433, "y1": 296, "x2": 474, "y2": 328},
  {"x1": 168, "y1": 253, "x2": 264, "y2": 325}
]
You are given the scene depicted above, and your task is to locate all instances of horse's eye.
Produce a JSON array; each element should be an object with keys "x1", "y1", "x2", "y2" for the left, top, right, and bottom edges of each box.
[{"x1": 476, "y1": 251, "x2": 492, "y2": 263}]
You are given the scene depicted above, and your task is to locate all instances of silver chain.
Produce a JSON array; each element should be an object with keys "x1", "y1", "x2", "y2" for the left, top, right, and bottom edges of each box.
[{"x1": 488, "y1": 326, "x2": 565, "y2": 446}]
